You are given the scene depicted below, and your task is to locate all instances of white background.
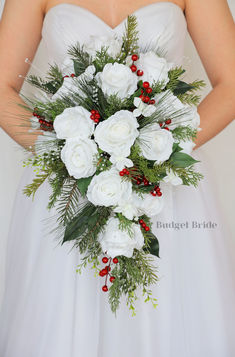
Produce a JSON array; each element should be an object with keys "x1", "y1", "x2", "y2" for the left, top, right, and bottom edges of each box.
[{"x1": 0, "y1": 0, "x2": 235, "y2": 305}]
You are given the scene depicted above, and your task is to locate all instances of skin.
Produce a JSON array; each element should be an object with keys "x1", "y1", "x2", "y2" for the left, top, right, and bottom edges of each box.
[{"x1": 0, "y1": 0, "x2": 234, "y2": 152}]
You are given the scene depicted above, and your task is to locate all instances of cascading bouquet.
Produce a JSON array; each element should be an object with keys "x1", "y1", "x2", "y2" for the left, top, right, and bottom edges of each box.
[{"x1": 21, "y1": 15, "x2": 204, "y2": 314}]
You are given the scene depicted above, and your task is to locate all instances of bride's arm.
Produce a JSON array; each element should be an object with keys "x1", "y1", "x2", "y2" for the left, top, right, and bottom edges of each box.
[
  {"x1": 0, "y1": 0, "x2": 46, "y2": 151},
  {"x1": 185, "y1": 0, "x2": 235, "y2": 149}
]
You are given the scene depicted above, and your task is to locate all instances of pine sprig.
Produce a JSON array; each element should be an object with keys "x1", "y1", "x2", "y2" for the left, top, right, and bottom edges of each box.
[
  {"x1": 23, "y1": 170, "x2": 52, "y2": 199},
  {"x1": 67, "y1": 43, "x2": 92, "y2": 75},
  {"x1": 172, "y1": 126, "x2": 198, "y2": 142},
  {"x1": 109, "y1": 250, "x2": 159, "y2": 314},
  {"x1": 121, "y1": 15, "x2": 139, "y2": 57},
  {"x1": 165, "y1": 67, "x2": 185, "y2": 91}
]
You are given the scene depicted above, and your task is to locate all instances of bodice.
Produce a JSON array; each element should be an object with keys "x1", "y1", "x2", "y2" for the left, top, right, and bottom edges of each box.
[{"x1": 41, "y1": 2, "x2": 187, "y2": 66}]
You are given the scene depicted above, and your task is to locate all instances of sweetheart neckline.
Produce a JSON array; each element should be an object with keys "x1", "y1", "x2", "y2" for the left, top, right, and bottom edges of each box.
[{"x1": 43, "y1": 2, "x2": 186, "y2": 31}]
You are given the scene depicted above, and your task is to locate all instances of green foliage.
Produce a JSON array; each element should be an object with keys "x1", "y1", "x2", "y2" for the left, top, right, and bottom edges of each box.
[
  {"x1": 26, "y1": 64, "x2": 63, "y2": 94},
  {"x1": 108, "y1": 250, "x2": 159, "y2": 314},
  {"x1": 93, "y1": 47, "x2": 116, "y2": 72},
  {"x1": 169, "y1": 152, "x2": 199, "y2": 168},
  {"x1": 23, "y1": 170, "x2": 51, "y2": 199},
  {"x1": 172, "y1": 126, "x2": 198, "y2": 142},
  {"x1": 67, "y1": 43, "x2": 92, "y2": 75},
  {"x1": 121, "y1": 15, "x2": 139, "y2": 58},
  {"x1": 143, "y1": 231, "x2": 160, "y2": 258},
  {"x1": 165, "y1": 66, "x2": 185, "y2": 91},
  {"x1": 76, "y1": 176, "x2": 93, "y2": 197}
]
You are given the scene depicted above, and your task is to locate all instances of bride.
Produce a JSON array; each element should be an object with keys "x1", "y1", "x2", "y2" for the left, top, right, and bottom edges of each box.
[{"x1": 0, "y1": 0, "x2": 235, "y2": 356}]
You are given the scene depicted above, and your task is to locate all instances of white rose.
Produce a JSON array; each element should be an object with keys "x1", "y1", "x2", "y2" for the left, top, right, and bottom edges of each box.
[
  {"x1": 95, "y1": 63, "x2": 138, "y2": 99},
  {"x1": 87, "y1": 168, "x2": 132, "y2": 207},
  {"x1": 134, "y1": 51, "x2": 172, "y2": 87},
  {"x1": 154, "y1": 91, "x2": 200, "y2": 130},
  {"x1": 84, "y1": 35, "x2": 122, "y2": 59},
  {"x1": 138, "y1": 123, "x2": 174, "y2": 163},
  {"x1": 52, "y1": 65, "x2": 96, "y2": 101},
  {"x1": 53, "y1": 106, "x2": 94, "y2": 140},
  {"x1": 132, "y1": 192, "x2": 164, "y2": 217},
  {"x1": 113, "y1": 196, "x2": 140, "y2": 220},
  {"x1": 133, "y1": 97, "x2": 156, "y2": 118},
  {"x1": 94, "y1": 110, "x2": 139, "y2": 157},
  {"x1": 98, "y1": 217, "x2": 144, "y2": 258},
  {"x1": 61, "y1": 138, "x2": 98, "y2": 179},
  {"x1": 34, "y1": 131, "x2": 57, "y2": 156},
  {"x1": 163, "y1": 168, "x2": 183, "y2": 186}
]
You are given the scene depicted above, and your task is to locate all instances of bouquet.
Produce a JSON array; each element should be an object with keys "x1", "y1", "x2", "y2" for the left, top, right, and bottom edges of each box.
[{"x1": 21, "y1": 15, "x2": 204, "y2": 314}]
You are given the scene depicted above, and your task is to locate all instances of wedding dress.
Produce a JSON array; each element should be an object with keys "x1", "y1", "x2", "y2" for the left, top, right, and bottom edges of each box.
[{"x1": 0, "y1": 3, "x2": 235, "y2": 357}]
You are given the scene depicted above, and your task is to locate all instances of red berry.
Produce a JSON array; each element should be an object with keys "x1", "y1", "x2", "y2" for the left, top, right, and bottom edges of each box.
[
  {"x1": 132, "y1": 54, "x2": 139, "y2": 61},
  {"x1": 164, "y1": 127, "x2": 170, "y2": 131},
  {"x1": 141, "y1": 89, "x2": 144, "y2": 94},
  {"x1": 63, "y1": 75, "x2": 69, "y2": 79},
  {"x1": 123, "y1": 168, "x2": 127, "y2": 174},
  {"x1": 105, "y1": 266, "x2": 111, "y2": 272},
  {"x1": 142, "y1": 223, "x2": 146, "y2": 228},
  {"x1": 113, "y1": 257, "x2": 119, "y2": 264},
  {"x1": 151, "y1": 191, "x2": 157, "y2": 196},
  {"x1": 102, "y1": 285, "x2": 108, "y2": 292},
  {"x1": 33, "y1": 112, "x2": 37, "y2": 116},
  {"x1": 70, "y1": 73, "x2": 75, "y2": 77},
  {"x1": 90, "y1": 114, "x2": 95, "y2": 120},
  {"x1": 126, "y1": 170, "x2": 130, "y2": 175},
  {"x1": 143, "y1": 96, "x2": 150, "y2": 103},
  {"x1": 91, "y1": 109, "x2": 96, "y2": 114},
  {"x1": 110, "y1": 276, "x2": 115, "y2": 283},
  {"x1": 146, "y1": 87, "x2": 153, "y2": 94},
  {"x1": 137, "y1": 70, "x2": 144, "y2": 76},
  {"x1": 155, "y1": 186, "x2": 160, "y2": 192},
  {"x1": 94, "y1": 118, "x2": 99, "y2": 123},
  {"x1": 95, "y1": 113, "x2": 100, "y2": 119},
  {"x1": 157, "y1": 192, "x2": 162, "y2": 197},
  {"x1": 136, "y1": 179, "x2": 141, "y2": 185},
  {"x1": 139, "y1": 94, "x2": 144, "y2": 100},
  {"x1": 145, "y1": 226, "x2": 150, "y2": 231},
  {"x1": 139, "y1": 219, "x2": 144, "y2": 224},
  {"x1": 149, "y1": 99, "x2": 156, "y2": 105},
  {"x1": 99, "y1": 269, "x2": 107, "y2": 277},
  {"x1": 143, "y1": 81, "x2": 150, "y2": 89},
  {"x1": 119, "y1": 171, "x2": 124, "y2": 176},
  {"x1": 144, "y1": 180, "x2": 149, "y2": 186},
  {"x1": 159, "y1": 122, "x2": 163, "y2": 127},
  {"x1": 130, "y1": 64, "x2": 137, "y2": 72},
  {"x1": 165, "y1": 119, "x2": 172, "y2": 125},
  {"x1": 102, "y1": 257, "x2": 108, "y2": 264}
]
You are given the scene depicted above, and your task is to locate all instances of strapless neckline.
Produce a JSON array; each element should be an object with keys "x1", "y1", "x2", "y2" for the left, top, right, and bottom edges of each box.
[{"x1": 43, "y1": 2, "x2": 186, "y2": 31}]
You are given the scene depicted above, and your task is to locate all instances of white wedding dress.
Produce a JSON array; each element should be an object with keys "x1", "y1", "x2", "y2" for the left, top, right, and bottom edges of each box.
[{"x1": 0, "y1": 3, "x2": 235, "y2": 357}]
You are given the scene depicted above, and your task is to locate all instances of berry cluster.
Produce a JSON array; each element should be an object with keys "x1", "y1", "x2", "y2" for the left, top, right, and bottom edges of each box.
[
  {"x1": 90, "y1": 109, "x2": 101, "y2": 124},
  {"x1": 129, "y1": 54, "x2": 156, "y2": 105},
  {"x1": 159, "y1": 118, "x2": 172, "y2": 131},
  {"x1": 33, "y1": 109, "x2": 53, "y2": 131},
  {"x1": 119, "y1": 168, "x2": 130, "y2": 176},
  {"x1": 63, "y1": 73, "x2": 76, "y2": 79},
  {"x1": 99, "y1": 256, "x2": 118, "y2": 292},
  {"x1": 139, "y1": 219, "x2": 150, "y2": 231},
  {"x1": 150, "y1": 185, "x2": 162, "y2": 197}
]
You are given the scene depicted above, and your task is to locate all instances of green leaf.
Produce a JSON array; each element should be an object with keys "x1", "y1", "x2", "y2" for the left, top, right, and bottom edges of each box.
[
  {"x1": 77, "y1": 176, "x2": 93, "y2": 196},
  {"x1": 144, "y1": 232, "x2": 160, "y2": 258},
  {"x1": 170, "y1": 152, "x2": 199, "y2": 168},
  {"x1": 173, "y1": 80, "x2": 195, "y2": 95},
  {"x1": 172, "y1": 143, "x2": 183, "y2": 153},
  {"x1": 62, "y1": 205, "x2": 97, "y2": 243}
]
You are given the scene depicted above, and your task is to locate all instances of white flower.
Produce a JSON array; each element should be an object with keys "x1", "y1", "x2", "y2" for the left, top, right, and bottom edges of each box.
[
  {"x1": 87, "y1": 168, "x2": 132, "y2": 207},
  {"x1": 138, "y1": 123, "x2": 174, "y2": 163},
  {"x1": 84, "y1": 35, "x2": 122, "y2": 59},
  {"x1": 179, "y1": 140, "x2": 196, "y2": 155},
  {"x1": 134, "y1": 51, "x2": 172, "y2": 87},
  {"x1": 133, "y1": 97, "x2": 156, "y2": 117},
  {"x1": 61, "y1": 138, "x2": 98, "y2": 179},
  {"x1": 109, "y1": 156, "x2": 133, "y2": 171},
  {"x1": 154, "y1": 91, "x2": 200, "y2": 130},
  {"x1": 53, "y1": 106, "x2": 94, "y2": 140},
  {"x1": 98, "y1": 217, "x2": 144, "y2": 258},
  {"x1": 95, "y1": 63, "x2": 138, "y2": 99},
  {"x1": 132, "y1": 192, "x2": 164, "y2": 217},
  {"x1": 113, "y1": 196, "x2": 140, "y2": 220},
  {"x1": 52, "y1": 65, "x2": 96, "y2": 101},
  {"x1": 94, "y1": 110, "x2": 139, "y2": 157},
  {"x1": 163, "y1": 168, "x2": 183, "y2": 186},
  {"x1": 34, "y1": 131, "x2": 57, "y2": 156}
]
